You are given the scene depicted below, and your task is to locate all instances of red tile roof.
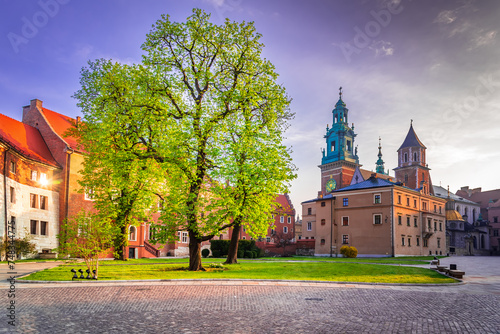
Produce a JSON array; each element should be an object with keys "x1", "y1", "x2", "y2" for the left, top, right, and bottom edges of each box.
[
  {"x1": 40, "y1": 107, "x2": 79, "y2": 150},
  {"x1": 0, "y1": 113, "x2": 60, "y2": 167}
]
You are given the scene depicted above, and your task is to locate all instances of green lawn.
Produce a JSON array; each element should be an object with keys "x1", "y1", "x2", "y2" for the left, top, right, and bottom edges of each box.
[{"x1": 20, "y1": 258, "x2": 455, "y2": 284}]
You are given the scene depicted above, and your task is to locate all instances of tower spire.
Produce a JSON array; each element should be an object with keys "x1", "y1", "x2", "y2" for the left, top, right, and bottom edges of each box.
[
  {"x1": 339, "y1": 86, "x2": 343, "y2": 100},
  {"x1": 375, "y1": 136, "x2": 386, "y2": 174}
]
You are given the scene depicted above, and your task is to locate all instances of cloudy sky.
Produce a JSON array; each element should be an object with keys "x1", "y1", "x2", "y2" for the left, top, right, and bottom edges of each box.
[{"x1": 1, "y1": 0, "x2": 499, "y2": 212}]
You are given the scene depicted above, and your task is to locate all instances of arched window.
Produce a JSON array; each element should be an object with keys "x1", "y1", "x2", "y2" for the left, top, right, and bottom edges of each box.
[
  {"x1": 334, "y1": 114, "x2": 338, "y2": 123},
  {"x1": 480, "y1": 235, "x2": 485, "y2": 249},
  {"x1": 404, "y1": 153, "x2": 408, "y2": 163},
  {"x1": 464, "y1": 207, "x2": 468, "y2": 217},
  {"x1": 413, "y1": 152, "x2": 417, "y2": 161},
  {"x1": 456, "y1": 205, "x2": 460, "y2": 212},
  {"x1": 472, "y1": 209, "x2": 476, "y2": 222},
  {"x1": 129, "y1": 226, "x2": 137, "y2": 241}
]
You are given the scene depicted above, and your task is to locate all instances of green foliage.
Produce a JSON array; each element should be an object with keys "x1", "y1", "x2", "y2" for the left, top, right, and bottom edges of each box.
[
  {"x1": 210, "y1": 240, "x2": 231, "y2": 256},
  {"x1": 201, "y1": 249, "x2": 210, "y2": 258},
  {"x1": 340, "y1": 246, "x2": 358, "y2": 258},
  {"x1": 211, "y1": 250, "x2": 221, "y2": 258},
  {"x1": 237, "y1": 250, "x2": 244, "y2": 258},
  {"x1": 73, "y1": 8, "x2": 296, "y2": 270},
  {"x1": 245, "y1": 250, "x2": 254, "y2": 258},
  {"x1": 0, "y1": 232, "x2": 37, "y2": 260},
  {"x1": 57, "y1": 210, "x2": 119, "y2": 278}
]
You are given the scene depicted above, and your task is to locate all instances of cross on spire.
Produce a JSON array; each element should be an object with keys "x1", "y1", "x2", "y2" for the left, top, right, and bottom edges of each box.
[{"x1": 339, "y1": 86, "x2": 343, "y2": 100}]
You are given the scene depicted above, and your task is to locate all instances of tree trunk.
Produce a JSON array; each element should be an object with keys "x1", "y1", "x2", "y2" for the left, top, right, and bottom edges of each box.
[
  {"x1": 225, "y1": 223, "x2": 241, "y2": 264},
  {"x1": 188, "y1": 230, "x2": 205, "y2": 271},
  {"x1": 114, "y1": 226, "x2": 127, "y2": 261}
]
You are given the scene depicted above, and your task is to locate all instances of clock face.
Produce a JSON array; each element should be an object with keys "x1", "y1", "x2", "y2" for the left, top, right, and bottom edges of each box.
[{"x1": 326, "y1": 179, "x2": 337, "y2": 192}]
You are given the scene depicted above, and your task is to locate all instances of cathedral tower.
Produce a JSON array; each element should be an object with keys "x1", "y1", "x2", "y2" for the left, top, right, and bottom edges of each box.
[
  {"x1": 375, "y1": 137, "x2": 386, "y2": 174},
  {"x1": 393, "y1": 121, "x2": 433, "y2": 195},
  {"x1": 320, "y1": 87, "x2": 359, "y2": 194}
]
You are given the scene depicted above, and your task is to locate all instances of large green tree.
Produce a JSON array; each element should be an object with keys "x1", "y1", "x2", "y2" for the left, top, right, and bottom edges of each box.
[{"x1": 74, "y1": 9, "x2": 295, "y2": 271}]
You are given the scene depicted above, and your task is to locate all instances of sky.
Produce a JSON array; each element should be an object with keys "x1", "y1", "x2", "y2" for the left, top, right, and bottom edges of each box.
[{"x1": 1, "y1": 0, "x2": 499, "y2": 213}]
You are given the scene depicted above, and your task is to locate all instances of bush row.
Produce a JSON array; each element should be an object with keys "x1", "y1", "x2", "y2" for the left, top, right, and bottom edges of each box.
[{"x1": 209, "y1": 240, "x2": 262, "y2": 258}]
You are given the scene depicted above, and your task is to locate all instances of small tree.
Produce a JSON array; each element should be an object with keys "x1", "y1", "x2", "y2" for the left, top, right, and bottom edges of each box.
[
  {"x1": 0, "y1": 232, "x2": 37, "y2": 260},
  {"x1": 272, "y1": 230, "x2": 294, "y2": 256},
  {"x1": 58, "y1": 210, "x2": 118, "y2": 278}
]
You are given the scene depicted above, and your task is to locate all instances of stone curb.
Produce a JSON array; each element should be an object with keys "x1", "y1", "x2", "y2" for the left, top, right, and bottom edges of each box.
[{"x1": 15, "y1": 277, "x2": 464, "y2": 287}]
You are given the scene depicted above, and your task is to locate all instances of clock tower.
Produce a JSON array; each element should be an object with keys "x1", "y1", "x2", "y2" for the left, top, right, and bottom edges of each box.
[{"x1": 319, "y1": 87, "x2": 360, "y2": 194}]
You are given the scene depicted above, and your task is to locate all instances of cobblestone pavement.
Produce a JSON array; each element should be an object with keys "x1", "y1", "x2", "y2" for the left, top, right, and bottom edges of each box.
[{"x1": 0, "y1": 257, "x2": 498, "y2": 333}]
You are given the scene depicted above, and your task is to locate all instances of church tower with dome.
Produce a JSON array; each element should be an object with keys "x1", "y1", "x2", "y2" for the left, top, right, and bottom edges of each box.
[{"x1": 319, "y1": 87, "x2": 360, "y2": 194}]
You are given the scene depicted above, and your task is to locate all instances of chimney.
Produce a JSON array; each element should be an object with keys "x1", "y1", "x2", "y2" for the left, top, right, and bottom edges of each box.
[{"x1": 22, "y1": 99, "x2": 43, "y2": 123}]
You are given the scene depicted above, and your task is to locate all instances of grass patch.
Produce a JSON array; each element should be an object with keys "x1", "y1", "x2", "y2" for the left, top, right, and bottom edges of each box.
[{"x1": 20, "y1": 259, "x2": 455, "y2": 284}]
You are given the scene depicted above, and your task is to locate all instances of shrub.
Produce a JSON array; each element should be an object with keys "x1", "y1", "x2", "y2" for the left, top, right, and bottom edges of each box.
[
  {"x1": 210, "y1": 240, "x2": 231, "y2": 256},
  {"x1": 201, "y1": 249, "x2": 210, "y2": 258},
  {"x1": 212, "y1": 250, "x2": 221, "y2": 258},
  {"x1": 237, "y1": 250, "x2": 244, "y2": 258},
  {"x1": 245, "y1": 250, "x2": 254, "y2": 258},
  {"x1": 340, "y1": 245, "x2": 358, "y2": 258}
]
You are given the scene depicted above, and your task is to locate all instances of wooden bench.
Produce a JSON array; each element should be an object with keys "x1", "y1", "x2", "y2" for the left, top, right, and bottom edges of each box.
[
  {"x1": 430, "y1": 259, "x2": 440, "y2": 266},
  {"x1": 448, "y1": 270, "x2": 465, "y2": 279},
  {"x1": 437, "y1": 265, "x2": 448, "y2": 272}
]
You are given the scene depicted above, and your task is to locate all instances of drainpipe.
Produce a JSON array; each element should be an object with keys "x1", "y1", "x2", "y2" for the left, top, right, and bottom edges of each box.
[
  {"x1": 391, "y1": 188, "x2": 395, "y2": 257},
  {"x1": 3, "y1": 148, "x2": 9, "y2": 240},
  {"x1": 65, "y1": 148, "x2": 74, "y2": 223}
]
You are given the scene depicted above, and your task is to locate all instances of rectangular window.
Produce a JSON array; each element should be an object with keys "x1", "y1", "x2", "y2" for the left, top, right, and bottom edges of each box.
[
  {"x1": 284, "y1": 226, "x2": 288, "y2": 234},
  {"x1": 266, "y1": 237, "x2": 271, "y2": 242},
  {"x1": 374, "y1": 214, "x2": 382, "y2": 225},
  {"x1": 40, "y1": 195, "x2": 48, "y2": 210},
  {"x1": 397, "y1": 195, "x2": 401, "y2": 204},
  {"x1": 40, "y1": 221, "x2": 48, "y2": 236},
  {"x1": 408, "y1": 237, "x2": 411, "y2": 247},
  {"x1": 342, "y1": 216, "x2": 349, "y2": 226},
  {"x1": 406, "y1": 198, "x2": 410, "y2": 206},
  {"x1": 40, "y1": 173, "x2": 47, "y2": 185},
  {"x1": 401, "y1": 237, "x2": 405, "y2": 246},
  {"x1": 434, "y1": 204, "x2": 437, "y2": 213},
  {"x1": 31, "y1": 170, "x2": 38, "y2": 181},
  {"x1": 493, "y1": 217, "x2": 498, "y2": 223},
  {"x1": 320, "y1": 239, "x2": 325, "y2": 245},
  {"x1": 321, "y1": 201, "x2": 326, "y2": 207},
  {"x1": 439, "y1": 206, "x2": 442, "y2": 214},
  {"x1": 437, "y1": 238, "x2": 441, "y2": 248},
  {"x1": 374, "y1": 194, "x2": 381, "y2": 204},
  {"x1": 331, "y1": 141, "x2": 336, "y2": 152},
  {"x1": 10, "y1": 187, "x2": 15, "y2": 203},
  {"x1": 342, "y1": 234, "x2": 349, "y2": 244},
  {"x1": 30, "y1": 193, "x2": 38, "y2": 208},
  {"x1": 343, "y1": 198, "x2": 348, "y2": 206},
  {"x1": 398, "y1": 215, "x2": 402, "y2": 225},
  {"x1": 307, "y1": 208, "x2": 312, "y2": 215},
  {"x1": 346, "y1": 140, "x2": 351, "y2": 152},
  {"x1": 287, "y1": 216, "x2": 291, "y2": 224},
  {"x1": 280, "y1": 216, "x2": 284, "y2": 223},
  {"x1": 10, "y1": 161, "x2": 16, "y2": 174},
  {"x1": 307, "y1": 222, "x2": 312, "y2": 231},
  {"x1": 423, "y1": 238, "x2": 428, "y2": 247},
  {"x1": 423, "y1": 202, "x2": 427, "y2": 210},
  {"x1": 416, "y1": 237, "x2": 420, "y2": 246},
  {"x1": 493, "y1": 230, "x2": 498, "y2": 237},
  {"x1": 181, "y1": 232, "x2": 188, "y2": 243},
  {"x1": 434, "y1": 221, "x2": 437, "y2": 231},
  {"x1": 321, "y1": 219, "x2": 326, "y2": 225},
  {"x1": 407, "y1": 216, "x2": 410, "y2": 226},
  {"x1": 30, "y1": 220, "x2": 37, "y2": 235},
  {"x1": 439, "y1": 222, "x2": 442, "y2": 231},
  {"x1": 427, "y1": 219, "x2": 432, "y2": 231},
  {"x1": 271, "y1": 228, "x2": 275, "y2": 235},
  {"x1": 414, "y1": 217, "x2": 418, "y2": 227},
  {"x1": 414, "y1": 199, "x2": 417, "y2": 208},
  {"x1": 84, "y1": 188, "x2": 94, "y2": 201}
]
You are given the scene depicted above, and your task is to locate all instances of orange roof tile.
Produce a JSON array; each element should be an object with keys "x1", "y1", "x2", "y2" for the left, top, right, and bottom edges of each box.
[
  {"x1": 0, "y1": 113, "x2": 60, "y2": 167},
  {"x1": 274, "y1": 194, "x2": 295, "y2": 214},
  {"x1": 40, "y1": 107, "x2": 79, "y2": 149}
]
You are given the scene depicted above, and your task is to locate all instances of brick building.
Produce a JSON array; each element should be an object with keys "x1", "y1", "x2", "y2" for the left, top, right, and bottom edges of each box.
[{"x1": 301, "y1": 91, "x2": 446, "y2": 257}]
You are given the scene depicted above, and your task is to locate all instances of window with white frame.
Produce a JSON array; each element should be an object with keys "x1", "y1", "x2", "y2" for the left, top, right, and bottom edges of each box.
[
  {"x1": 287, "y1": 216, "x2": 291, "y2": 224},
  {"x1": 30, "y1": 220, "x2": 37, "y2": 235},
  {"x1": 31, "y1": 170, "x2": 38, "y2": 181},
  {"x1": 373, "y1": 214, "x2": 382, "y2": 225},
  {"x1": 284, "y1": 226, "x2": 288, "y2": 234},
  {"x1": 129, "y1": 226, "x2": 137, "y2": 241},
  {"x1": 307, "y1": 222, "x2": 312, "y2": 231},
  {"x1": 342, "y1": 216, "x2": 349, "y2": 226},
  {"x1": 266, "y1": 237, "x2": 271, "y2": 242},
  {"x1": 40, "y1": 172, "x2": 47, "y2": 185},
  {"x1": 181, "y1": 232, "x2": 188, "y2": 243},
  {"x1": 280, "y1": 216, "x2": 284, "y2": 223},
  {"x1": 374, "y1": 194, "x2": 381, "y2": 204},
  {"x1": 40, "y1": 221, "x2": 48, "y2": 236},
  {"x1": 9, "y1": 187, "x2": 15, "y2": 203},
  {"x1": 84, "y1": 188, "x2": 94, "y2": 201},
  {"x1": 30, "y1": 194, "x2": 38, "y2": 208},
  {"x1": 342, "y1": 234, "x2": 349, "y2": 244},
  {"x1": 40, "y1": 195, "x2": 48, "y2": 210},
  {"x1": 10, "y1": 161, "x2": 16, "y2": 174}
]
